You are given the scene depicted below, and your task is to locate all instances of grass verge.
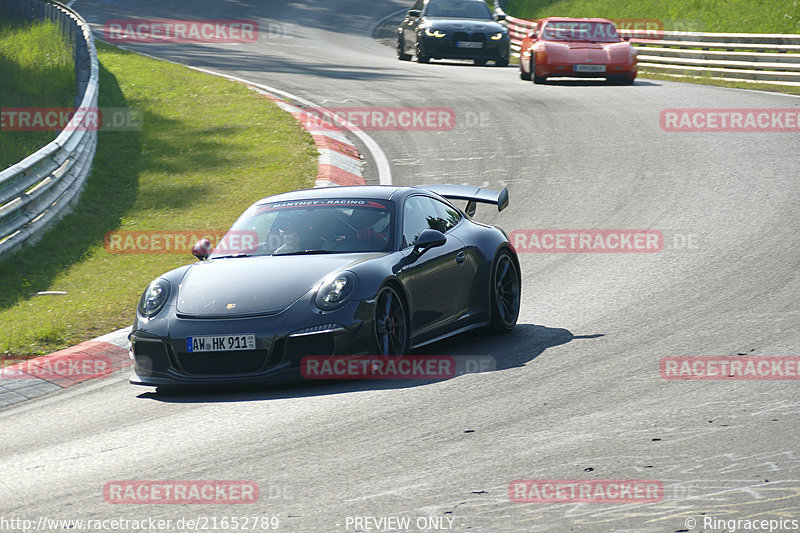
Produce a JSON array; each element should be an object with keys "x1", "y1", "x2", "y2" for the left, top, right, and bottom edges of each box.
[
  {"x1": 0, "y1": 17, "x2": 75, "y2": 169},
  {"x1": 637, "y1": 70, "x2": 800, "y2": 95},
  {"x1": 0, "y1": 41, "x2": 317, "y2": 358},
  {"x1": 502, "y1": 0, "x2": 800, "y2": 34},
  {"x1": 502, "y1": 1, "x2": 800, "y2": 94}
]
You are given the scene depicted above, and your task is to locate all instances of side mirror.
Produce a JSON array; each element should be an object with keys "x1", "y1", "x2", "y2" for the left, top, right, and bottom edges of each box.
[
  {"x1": 528, "y1": 30, "x2": 538, "y2": 39},
  {"x1": 495, "y1": 13, "x2": 506, "y2": 21},
  {"x1": 408, "y1": 9, "x2": 421, "y2": 17},
  {"x1": 412, "y1": 229, "x2": 446, "y2": 257},
  {"x1": 623, "y1": 35, "x2": 631, "y2": 41},
  {"x1": 192, "y1": 238, "x2": 212, "y2": 261}
]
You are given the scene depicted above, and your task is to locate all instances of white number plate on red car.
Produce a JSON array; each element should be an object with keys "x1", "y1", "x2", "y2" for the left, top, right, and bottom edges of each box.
[
  {"x1": 574, "y1": 64, "x2": 606, "y2": 72},
  {"x1": 186, "y1": 334, "x2": 256, "y2": 352},
  {"x1": 457, "y1": 41, "x2": 483, "y2": 48}
]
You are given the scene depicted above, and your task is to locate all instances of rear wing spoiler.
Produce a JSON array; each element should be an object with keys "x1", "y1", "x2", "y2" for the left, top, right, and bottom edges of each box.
[{"x1": 417, "y1": 185, "x2": 509, "y2": 217}]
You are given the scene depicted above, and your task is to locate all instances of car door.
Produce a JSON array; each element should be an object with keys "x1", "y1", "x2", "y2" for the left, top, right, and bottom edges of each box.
[
  {"x1": 399, "y1": 194, "x2": 473, "y2": 341},
  {"x1": 403, "y1": 0, "x2": 424, "y2": 50}
]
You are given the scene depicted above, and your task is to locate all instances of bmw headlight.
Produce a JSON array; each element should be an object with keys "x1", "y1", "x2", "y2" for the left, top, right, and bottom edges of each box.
[
  {"x1": 315, "y1": 272, "x2": 357, "y2": 311},
  {"x1": 490, "y1": 32, "x2": 506, "y2": 40},
  {"x1": 425, "y1": 28, "x2": 447, "y2": 38},
  {"x1": 138, "y1": 278, "x2": 171, "y2": 318}
]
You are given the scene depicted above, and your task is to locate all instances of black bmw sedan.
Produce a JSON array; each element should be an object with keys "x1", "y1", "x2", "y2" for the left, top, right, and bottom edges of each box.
[{"x1": 397, "y1": 0, "x2": 510, "y2": 66}]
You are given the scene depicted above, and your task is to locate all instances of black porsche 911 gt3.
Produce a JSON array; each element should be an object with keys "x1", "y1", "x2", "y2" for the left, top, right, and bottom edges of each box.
[
  {"x1": 397, "y1": 0, "x2": 510, "y2": 66},
  {"x1": 129, "y1": 185, "x2": 520, "y2": 387}
]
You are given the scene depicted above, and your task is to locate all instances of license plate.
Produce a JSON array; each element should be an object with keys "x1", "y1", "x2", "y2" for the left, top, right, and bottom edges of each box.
[
  {"x1": 574, "y1": 64, "x2": 606, "y2": 72},
  {"x1": 186, "y1": 334, "x2": 256, "y2": 353},
  {"x1": 457, "y1": 41, "x2": 483, "y2": 48}
]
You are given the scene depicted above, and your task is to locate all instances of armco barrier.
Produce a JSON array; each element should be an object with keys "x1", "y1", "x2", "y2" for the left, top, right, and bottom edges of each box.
[
  {"x1": 503, "y1": 13, "x2": 800, "y2": 86},
  {"x1": 0, "y1": 0, "x2": 99, "y2": 257}
]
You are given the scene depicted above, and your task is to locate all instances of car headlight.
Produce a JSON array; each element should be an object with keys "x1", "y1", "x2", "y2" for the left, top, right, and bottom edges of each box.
[
  {"x1": 425, "y1": 28, "x2": 447, "y2": 38},
  {"x1": 138, "y1": 278, "x2": 171, "y2": 318},
  {"x1": 315, "y1": 272, "x2": 357, "y2": 311},
  {"x1": 490, "y1": 32, "x2": 505, "y2": 40}
]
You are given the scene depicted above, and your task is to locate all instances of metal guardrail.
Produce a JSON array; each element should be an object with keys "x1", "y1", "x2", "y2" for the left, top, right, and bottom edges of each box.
[
  {"x1": 0, "y1": 0, "x2": 99, "y2": 256},
  {"x1": 503, "y1": 14, "x2": 800, "y2": 86}
]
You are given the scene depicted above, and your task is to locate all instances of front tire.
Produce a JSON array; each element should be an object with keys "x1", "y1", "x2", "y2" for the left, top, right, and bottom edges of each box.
[
  {"x1": 374, "y1": 286, "x2": 409, "y2": 355},
  {"x1": 489, "y1": 251, "x2": 521, "y2": 333},
  {"x1": 474, "y1": 58, "x2": 487, "y2": 66},
  {"x1": 416, "y1": 40, "x2": 430, "y2": 63},
  {"x1": 397, "y1": 36, "x2": 411, "y2": 61},
  {"x1": 607, "y1": 74, "x2": 635, "y2": 85},
  {"x1": 532, "y1": 59, "x2": 546, "y2": 83},
  {"x1": 520, "y1": 61, "x2": 531, "y2": 80},
  {"x1": 496, "y1": 58, "x2": 509, "y2": 67}
]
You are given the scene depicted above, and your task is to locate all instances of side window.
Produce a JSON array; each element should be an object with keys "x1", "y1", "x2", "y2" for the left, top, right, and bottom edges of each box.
[
  {"x1": 402, "y1": 196, "x2": 440, "y2": 248},
  {"x1": 402, "y1": 196, "x2": 459, "y2": 248},
  {"x1": 432, "y1": 199, "x2": 461, "y2": 232}
]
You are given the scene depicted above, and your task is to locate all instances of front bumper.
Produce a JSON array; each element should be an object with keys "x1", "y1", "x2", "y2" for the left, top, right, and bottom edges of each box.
[
  {"x1": 130, "y1": 298, "x2": 375, "y2": 386},
  {"x1": 539, "y1": 61, "x2": 637, "y2": 79},
  {"x1": 419, "y1": 34, "x2": 509, "y2": 60}
]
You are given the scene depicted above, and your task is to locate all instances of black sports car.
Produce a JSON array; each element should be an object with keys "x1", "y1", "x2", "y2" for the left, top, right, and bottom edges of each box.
[
  {"x1": 129, "y1": 185, "x2": 521, "y2": 387},
  {"x1": 397, "y1": 0, "x2": 510, "y2": 66}
]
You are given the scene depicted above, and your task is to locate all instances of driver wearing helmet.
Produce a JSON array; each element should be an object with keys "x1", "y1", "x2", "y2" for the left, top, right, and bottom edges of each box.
[
  {"x1": 353, "y1": 208, "x2": 390, "y2": 249},
  {"x1": 274, "y1": 216, "x2": 314, "y2": 254}
]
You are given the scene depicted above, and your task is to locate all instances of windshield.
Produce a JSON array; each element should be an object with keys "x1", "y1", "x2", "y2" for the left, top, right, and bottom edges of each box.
[
  {"x1": 425, "y1": 1, "x2": 493, "y2": 20},
  {"x1": 542, "y1": 21, "x2": 621, "y2": 43},
  {"x1": 211, "y1": 199, "x2": 395, "y2": 257}
]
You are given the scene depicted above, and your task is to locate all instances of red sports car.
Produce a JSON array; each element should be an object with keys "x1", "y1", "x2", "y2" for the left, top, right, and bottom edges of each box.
[{"x1": 519, "y1": 17, "x2": 637, "y2": 84}]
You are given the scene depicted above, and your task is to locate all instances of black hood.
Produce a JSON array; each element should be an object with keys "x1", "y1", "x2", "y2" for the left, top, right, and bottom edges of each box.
[
  {"x1": 422, "y1": 18, "x2": 505, "y2": 33},
  {"x1": 176, "y1": 254, "x2": 377, "y2": 318}
]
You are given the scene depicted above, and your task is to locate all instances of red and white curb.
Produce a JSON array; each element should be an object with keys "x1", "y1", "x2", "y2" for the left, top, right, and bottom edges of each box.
[
  {"x1": 1, "y1": 73, "x2": 369, "y2": 409},
  {"x1": 255, "y1": 89, "x2": 365, "y2": 187},
  {"x1": 87, "y1": 35, "x2": 391, "y2": 185},
  {"x1": 0, "y1": 327, "x2": 131, "y2": 408}
]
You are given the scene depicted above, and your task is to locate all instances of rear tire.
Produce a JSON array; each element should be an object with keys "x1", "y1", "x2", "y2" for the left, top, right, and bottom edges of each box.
[
  {"x1": 496, "y1": 58, "x2": 509, "y2": 67},
  {"x1": 489, "y1": 251, "x2": 521, "y2": 333},
  {"x1": 474, "y1": 58, "x2": 487, "y2": 66}
]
